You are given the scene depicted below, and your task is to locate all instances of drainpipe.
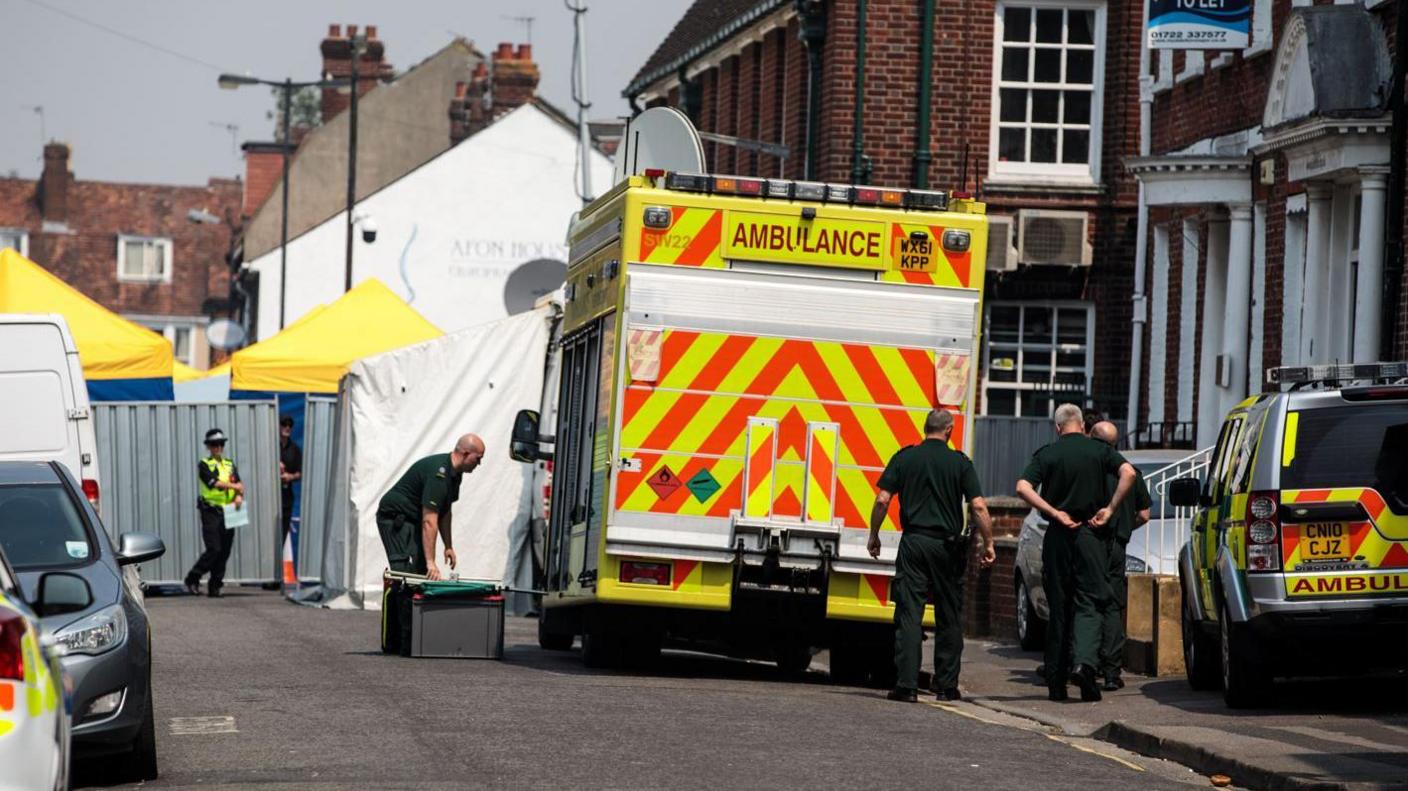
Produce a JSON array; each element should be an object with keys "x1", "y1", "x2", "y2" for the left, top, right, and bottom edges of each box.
[
  {"x1": 1125, "y1": 2, "x2": 1153, "y2": 445},
  {"x1": 797, "y1": 0, "x2": 827, "y2": 180},
  {"x1": 849, "y1": 0, "x2": 870, "y2": 184},
  {"x1": 1383, "y1": 4, "x2": 1408, "y2": 359},
  {"x1": 679, "y1": 66, "x2": 703, "y2": 124},
  {"x1": 911, "y1": 0, "x2": 936, "y2": 188}
]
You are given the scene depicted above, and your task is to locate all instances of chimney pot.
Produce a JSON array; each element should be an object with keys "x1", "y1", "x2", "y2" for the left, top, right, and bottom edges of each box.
[
  {"x1": 495, "y1": 42, "x2": 514, "y2": 59},
  {"x1": 366, "y1": 24, "x2": 378, "y2": 39},
  {"x1": 329, "y1": 24, "x2": 341, "y2": 38},
  {"x1": 347, "y1": 24, "x2": 359, "y2": 38},
  {"x1": 517, "y1": 43, "x2": 532, "y2": 61},
  {"x1": 454, "y1": 81, "x2": 468, "y2": 100},
  {"x1": 473, "y1": 62, "x2": 489, "y2": 79},
  {"x1": 40, "y1": 142, "x2": 71, "y2": 223}
]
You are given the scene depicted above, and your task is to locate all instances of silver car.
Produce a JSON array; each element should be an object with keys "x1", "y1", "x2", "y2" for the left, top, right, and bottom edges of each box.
[
  {"x1": 0, "y1": 461, "x2": 165, "y2": 783},
  {"x1": 1013, "y1": 450, "x2": 1187, "y2": 651}
]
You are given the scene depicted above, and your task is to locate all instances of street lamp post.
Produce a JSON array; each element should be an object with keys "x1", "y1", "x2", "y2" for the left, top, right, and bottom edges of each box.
[
  {"x1": 218, "y1": 72, "x2": 343, "y2": 330},
  {"x1": 344, "y1": 34, "x2": 366, "y2": 293}
]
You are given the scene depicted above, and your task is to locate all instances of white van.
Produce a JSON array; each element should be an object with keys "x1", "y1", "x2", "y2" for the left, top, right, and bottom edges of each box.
[{"x1": 0, "y1": 314, "x2": 103, "y2": 505}]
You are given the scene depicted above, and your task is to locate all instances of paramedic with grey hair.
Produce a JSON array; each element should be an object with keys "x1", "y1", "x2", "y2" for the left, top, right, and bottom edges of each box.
[
  {"x1": 868, "y1": 409, "x2": 994, "y2": 703},
  {"x1": 1015, "y1": 403, "x2": 1135, "y2": 702}
]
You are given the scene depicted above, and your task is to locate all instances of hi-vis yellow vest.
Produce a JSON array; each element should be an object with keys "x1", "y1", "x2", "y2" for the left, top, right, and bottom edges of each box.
[{"x1": 199, "y1": 456, "x2": 237, "y2": 507}]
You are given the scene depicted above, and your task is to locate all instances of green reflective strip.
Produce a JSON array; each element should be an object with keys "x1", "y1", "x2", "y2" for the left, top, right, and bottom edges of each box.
[{"x1": 1282, "y1": 411, "x2": 1299, "y2": 468}]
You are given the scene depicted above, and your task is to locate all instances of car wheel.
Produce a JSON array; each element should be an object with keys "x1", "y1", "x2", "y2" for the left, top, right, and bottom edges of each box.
[
  {"x1": 112, "y1": 686, "x2": 158, "y2": 783},
  {"x1": 537, "y1": 613, "x2": 574, "y2": 651},
  {"x1": 774, "y1": 641, "x2": 813, "y2": 677},
  {"x1": 1181, "y1": 590, "x2": 1220, "y2": 690},
  {"x1": 1220, "y1": 603, "x2": 1270, "y2": 708},
  {"x1": 1016, "y1": 576, "x2": 1045, "y2": 651}
]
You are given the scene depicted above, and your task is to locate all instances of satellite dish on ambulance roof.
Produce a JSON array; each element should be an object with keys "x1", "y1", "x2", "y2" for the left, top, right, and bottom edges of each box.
[{"x1": 612, "y1": 107, "x2": 706, "y2": 185}]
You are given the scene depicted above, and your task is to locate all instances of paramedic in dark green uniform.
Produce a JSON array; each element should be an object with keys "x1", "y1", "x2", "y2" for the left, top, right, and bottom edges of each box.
[
  {"x1": 868, "y1": 409, "x2": 994, "y2": 703},
  {"x1": 1016, "y1": 404, "x2": 1135, "y2": 702},
  {"x1": 1090, "y1": 421, "x2": 1151, "y2": 691},
  {"x1": 377, "y1": 434, "x2": 485, "y2": 655},
  {"x1": 377, "y1": 433, "x2": 486, "y2": 580}
]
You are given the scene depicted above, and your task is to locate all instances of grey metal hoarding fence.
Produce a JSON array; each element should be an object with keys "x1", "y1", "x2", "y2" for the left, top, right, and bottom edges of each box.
[
  {"x1": 92, "y1": 401, "x2": 280, "y2": 585},
  {"x1": 297, "y1": 397, "x2": 338, "y2": 581},
  {"x1": 972, "y1": 416, "x2": 1052, "y2": 497}
]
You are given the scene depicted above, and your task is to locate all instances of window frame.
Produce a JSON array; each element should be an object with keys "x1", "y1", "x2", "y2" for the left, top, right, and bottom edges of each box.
[
  {"x1": 982, "y1": 300, "x2": 1095, "y2": 417},
  {"x1": 988, "y1": 0, "x2": 1108, "y2": 187},
  {"x1": 116, "y1": 234, "x2": 174, "y2": 284},
  {"x1": 0, "y1": 228, "x2": 28, "y2": 257}
]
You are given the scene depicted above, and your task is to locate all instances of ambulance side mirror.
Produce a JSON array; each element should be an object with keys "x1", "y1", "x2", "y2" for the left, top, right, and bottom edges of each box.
[
  {"x1": 1168, "y1": 477, "x2": 1203, "y2": 509},
  {"x1": 511, "y1": 409, "x2": 554, "y2": 464}
]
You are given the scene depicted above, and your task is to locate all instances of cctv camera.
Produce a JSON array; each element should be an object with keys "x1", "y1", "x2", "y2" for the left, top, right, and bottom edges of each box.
[{"x1": 355, "y1": 212, "x2": 378, "y2": 244}]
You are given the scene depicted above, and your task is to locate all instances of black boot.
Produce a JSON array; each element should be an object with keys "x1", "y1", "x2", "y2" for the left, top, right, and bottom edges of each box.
[
  {"x1": 887, "y1": 687, "x2": 918, "y2": 703},
  {"x1": 184, "y1": 576, "x2": 200, "y2": 596},
  {"x1": 1074, "y1": 664, "x2": 1102, "y2": 702}
]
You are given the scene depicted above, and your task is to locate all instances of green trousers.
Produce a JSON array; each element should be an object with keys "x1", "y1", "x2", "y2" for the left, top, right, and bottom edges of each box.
[
  {"x1": 892, "y1": 531, "x2": 967, "y2": 692},
  {"x1": 377, "y1": 513, "x2": 426, "y2": 655},
  {"x1": 1099, "y1": 537, "x2": 1128, "y2": 679},
  {"x1": 1041, "y1": 523, "x2": 1111, "y2": 683}
]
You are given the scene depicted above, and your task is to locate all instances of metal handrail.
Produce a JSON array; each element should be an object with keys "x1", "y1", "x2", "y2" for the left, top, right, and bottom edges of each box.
[{"x1": 1142, "y1": 445, "x2": 1214, "y2": 575}]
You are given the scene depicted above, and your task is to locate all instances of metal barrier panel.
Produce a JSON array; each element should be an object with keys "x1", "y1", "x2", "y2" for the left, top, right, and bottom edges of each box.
[
  {"x1": 972, "y1": 416, "x2": 1053, "y2": 497},
  {"x1": 93, "y1": 401, "x2": 280, "y2": 585},
  {"x1": 297, "y1": 397, "x2": 337, "y2": 581}
]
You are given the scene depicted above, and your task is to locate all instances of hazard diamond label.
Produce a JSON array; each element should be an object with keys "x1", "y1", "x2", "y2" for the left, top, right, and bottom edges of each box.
[
  {"x1": 686, "y1": 468, "x2": 721, "y2": 503},
  {"x1": 647, "y1": 466, "x2": 682, "y2": 500}
]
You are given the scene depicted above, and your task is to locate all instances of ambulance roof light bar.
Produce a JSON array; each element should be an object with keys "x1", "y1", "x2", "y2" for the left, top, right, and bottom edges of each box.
[
  {"x1": 1266, "y1": 362, "x2": 1408, "y2": 389},
  {"x1": 659, "y1": 171, "x2": 948, "y2": 211}
]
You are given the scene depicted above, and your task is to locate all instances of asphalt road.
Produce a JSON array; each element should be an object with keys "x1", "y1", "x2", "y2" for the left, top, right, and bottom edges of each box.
[{"x1": 77, "y1": 589, "x2": 1208, "y2": 790}]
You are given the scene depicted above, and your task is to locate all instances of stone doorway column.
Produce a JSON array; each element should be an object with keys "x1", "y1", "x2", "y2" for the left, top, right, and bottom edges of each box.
[{"x1": 1354, "y1": 167, "x2": 1389, "y2": 361}]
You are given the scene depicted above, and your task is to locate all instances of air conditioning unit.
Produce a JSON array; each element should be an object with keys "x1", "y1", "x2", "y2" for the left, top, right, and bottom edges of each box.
[
  {"x1": 1017, "y1": 209, "x2": 1092, "y2": 267},
  {"x1": 986, "y1": 215, "x2": 1018, "y2": 272}
]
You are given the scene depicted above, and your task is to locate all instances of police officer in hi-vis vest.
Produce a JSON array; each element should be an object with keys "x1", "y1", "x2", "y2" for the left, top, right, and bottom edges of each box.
[{"x1": 185, "y1": 428, "x2": 244, "y2": 597}]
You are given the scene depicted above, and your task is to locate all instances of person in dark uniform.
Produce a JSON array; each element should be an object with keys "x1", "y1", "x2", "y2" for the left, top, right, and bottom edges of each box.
[
  {"x1": 868, "y1": 409, "x2": 994, "y2": 703},
  {"x1": 377, "y1": 434, "x2": 485, "y2": 654},
  {"x1": 1016, "y1": 404, "x2": 1135, "y2": 702},
  {"x1": 278, "y1": 416, "x2": 303, "y2": 544},
  {"x1": 1090, "y1": 421, "x2": 1151, "y2": 691},
  {"x1": 185, "y1": 429, "x2": 244, "y2": 598}
]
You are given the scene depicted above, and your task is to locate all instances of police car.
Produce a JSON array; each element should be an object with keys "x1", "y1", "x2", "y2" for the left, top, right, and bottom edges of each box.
[
  {"x1": 1169, "y1": 363, "x2": 1408, "y2": 707},
  {"x1": 0, "y1": 543, "x2": 71, "y2": 791}
]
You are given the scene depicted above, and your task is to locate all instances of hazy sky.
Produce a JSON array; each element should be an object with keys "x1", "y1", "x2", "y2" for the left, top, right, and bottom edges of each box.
[{"x1": 2, "y1": 0, "x2": 691, "y2": 185}]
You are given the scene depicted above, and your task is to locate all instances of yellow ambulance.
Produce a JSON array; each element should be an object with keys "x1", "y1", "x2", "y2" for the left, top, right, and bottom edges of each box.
[{"x1": 511, "y1": 167, "x2": 987, "y2": 682}]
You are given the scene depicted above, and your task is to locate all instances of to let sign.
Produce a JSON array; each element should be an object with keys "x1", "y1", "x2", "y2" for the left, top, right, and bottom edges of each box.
[{"x1": 1148, "y1": 0, "x2": 1251, "y2": 50}]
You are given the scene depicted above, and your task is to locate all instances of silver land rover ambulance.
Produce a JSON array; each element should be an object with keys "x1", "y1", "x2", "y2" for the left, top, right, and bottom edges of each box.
[{"x1": 1169, "y1": 363, "x2": 1408, "y2": 707}]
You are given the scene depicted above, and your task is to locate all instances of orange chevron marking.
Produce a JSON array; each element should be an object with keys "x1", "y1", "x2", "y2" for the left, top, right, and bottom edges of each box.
[
  {"x1": 1383, "y1": 543, "x2": 1408, "y2": 568},
  {"x1": 673, "y1": 559, "x2": 699, "y2": 590},
  {"x1": 774, "y1": 488, "x2": 802, "y2": 519},
  {"x1": 677, "y1": 210, "x2": 723, "y2": 266},
  {"x1": 933, "y1": 224, "x2": 971, "y2": 285},
  {"x1": 864, "y1": 574, "x2": 890, "y2": 605}
]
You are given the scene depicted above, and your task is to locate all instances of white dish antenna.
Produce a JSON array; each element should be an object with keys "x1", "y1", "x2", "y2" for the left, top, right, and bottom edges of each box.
[{"x1": 612, "y1": 107, "x2": 706, "y2": 185}]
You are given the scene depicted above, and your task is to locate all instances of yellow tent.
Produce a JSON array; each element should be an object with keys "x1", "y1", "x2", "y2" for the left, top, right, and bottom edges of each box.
[
  {"x1": 231, "y1": 278, "x2": 441, "y2": 394},
  {"x1": 0, "y1": 249, "x2": 174, "y2": 399},
  {"x1": 172, "y1": 360, "x2": 204, "y2": 382}
]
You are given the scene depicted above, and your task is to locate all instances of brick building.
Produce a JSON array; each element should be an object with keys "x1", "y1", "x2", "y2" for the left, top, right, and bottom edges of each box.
[
  {"x1": 0, "y1": 143, "x2": 241, "y2": 368},
  {"x1": 1129, "y1": 0, "x2": 1408, "y2": 449},
  {"x1": 625, "y1": 0, "x2": 1145, "y2": 423}
]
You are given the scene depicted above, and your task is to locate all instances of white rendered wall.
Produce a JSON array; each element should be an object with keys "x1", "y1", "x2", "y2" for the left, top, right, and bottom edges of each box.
[{"x1": 247, "y1": 105, "x2": 614, "y2": 340}]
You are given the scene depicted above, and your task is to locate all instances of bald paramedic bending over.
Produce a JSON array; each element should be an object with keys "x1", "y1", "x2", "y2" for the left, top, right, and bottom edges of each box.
[{"x1": 376, "y1": 434, "x2": 485, "y2": 581}]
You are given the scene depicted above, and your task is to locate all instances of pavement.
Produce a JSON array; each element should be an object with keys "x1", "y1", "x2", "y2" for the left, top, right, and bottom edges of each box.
[
  {"x1": 77, "y1": 589, "x2": 1210, "y2": 791},
  {"x1": 949, "y1": 640, "x2": 1408, "y2": 791}
]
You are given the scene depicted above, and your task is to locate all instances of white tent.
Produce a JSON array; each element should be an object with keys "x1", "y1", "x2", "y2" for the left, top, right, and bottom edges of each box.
[{"x1": 314, "y1": 306, "x2": 553, "y2": 609}]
